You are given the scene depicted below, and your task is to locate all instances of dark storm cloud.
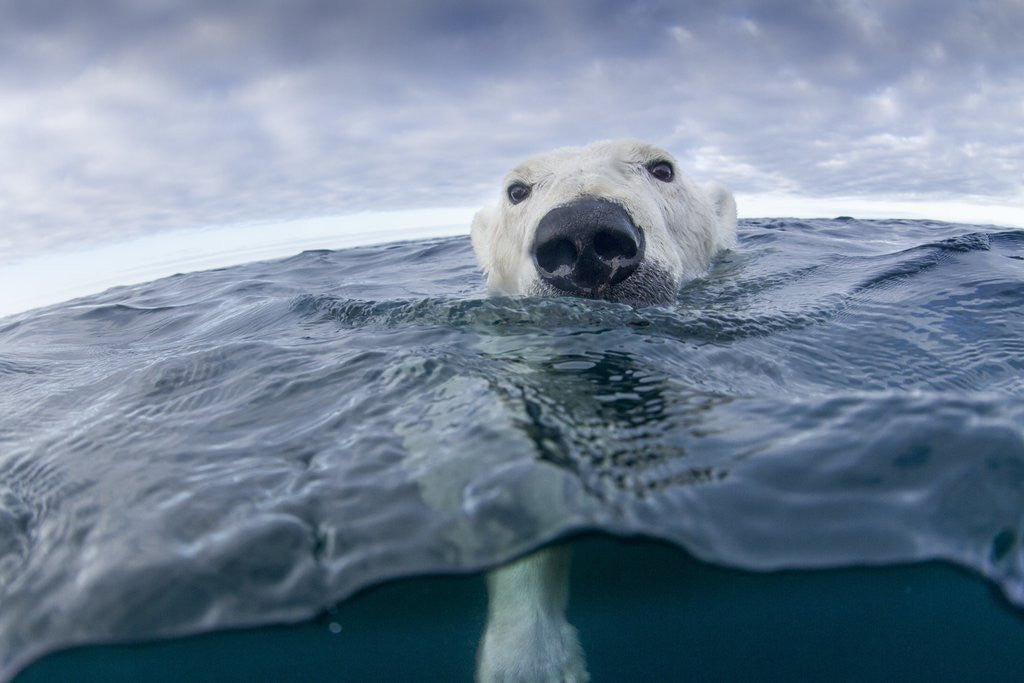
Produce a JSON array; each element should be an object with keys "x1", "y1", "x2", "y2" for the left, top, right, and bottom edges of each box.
[{"x1": 0, "y1": 0, "x2": 1021, "y2": 258}]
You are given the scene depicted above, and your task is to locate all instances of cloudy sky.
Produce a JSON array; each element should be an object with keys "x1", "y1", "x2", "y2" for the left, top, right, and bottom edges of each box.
[{"x1": 1, "y1": 0, "x2": 1022, "y2": 266}]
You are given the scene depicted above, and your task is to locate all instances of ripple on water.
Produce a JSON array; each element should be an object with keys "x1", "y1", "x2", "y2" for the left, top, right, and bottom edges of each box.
[{"x1": 0, "y1": 219, "x2": 1022, "y2": 678}]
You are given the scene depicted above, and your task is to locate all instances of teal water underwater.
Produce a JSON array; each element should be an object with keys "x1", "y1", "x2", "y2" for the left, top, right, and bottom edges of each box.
[{"x1": 1, "y1": 218, "x2": 1023, "y2": 680}]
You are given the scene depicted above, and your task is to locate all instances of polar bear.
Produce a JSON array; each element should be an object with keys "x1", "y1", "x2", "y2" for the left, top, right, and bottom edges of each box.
[
  {"x1": 471, "y1": 140, "x2": 738, "y2": 682},
  {"x1": 471, "y1": 138, "x2": 737, "y2": 306}
]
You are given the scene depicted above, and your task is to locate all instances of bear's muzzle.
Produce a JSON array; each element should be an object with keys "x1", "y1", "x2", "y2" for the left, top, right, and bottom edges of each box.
[{"x1": 531, "y1": 196, "x2": 645, "y2": 298}]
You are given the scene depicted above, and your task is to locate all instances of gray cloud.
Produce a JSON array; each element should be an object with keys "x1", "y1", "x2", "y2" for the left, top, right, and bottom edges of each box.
[{"x1": 1, "y1": 0, "x2": 1021, "y2": 259}]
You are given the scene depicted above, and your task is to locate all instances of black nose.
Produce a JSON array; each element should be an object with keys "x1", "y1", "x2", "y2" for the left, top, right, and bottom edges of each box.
[{"x1": 532, "y1": 197, "x2": 644, "y2": 297}]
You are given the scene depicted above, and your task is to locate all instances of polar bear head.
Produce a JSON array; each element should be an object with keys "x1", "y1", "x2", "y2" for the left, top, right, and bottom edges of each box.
[{"x1": 471, "y1": 139, "x2": 737, "y2": 305}]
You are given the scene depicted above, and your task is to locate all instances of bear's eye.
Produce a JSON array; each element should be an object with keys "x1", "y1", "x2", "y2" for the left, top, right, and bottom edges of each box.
[
  {"x1": 507, "y1": 182, "x2": 531, "y2": 204},
  {"x1": 646, "y1": 160, "x2": 674, "y2": 183}
]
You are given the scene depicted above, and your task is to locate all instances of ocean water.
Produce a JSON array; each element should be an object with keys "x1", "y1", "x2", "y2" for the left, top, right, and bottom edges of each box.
[{"x1": 1, "y1": 218, "x2": 1023, "y2": 680}]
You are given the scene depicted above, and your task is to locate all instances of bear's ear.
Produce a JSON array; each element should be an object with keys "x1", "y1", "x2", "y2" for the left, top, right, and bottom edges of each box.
[
  {"x1": 704, "y1": 181, "x2": 738, "y2": 248},
  {"x1": 470, "y1": 205, "x2": 498, "y2": 275}
]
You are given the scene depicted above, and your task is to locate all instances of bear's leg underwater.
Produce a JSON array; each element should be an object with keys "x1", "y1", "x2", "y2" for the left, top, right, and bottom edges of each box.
[{"x1": 477, "y1": 546, "x2": 588, "y2": 682}]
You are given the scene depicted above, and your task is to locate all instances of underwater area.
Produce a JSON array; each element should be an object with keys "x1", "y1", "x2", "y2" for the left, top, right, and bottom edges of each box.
[{"x1": 1, "y1": 218, "x2": 1023, "y2": 680}]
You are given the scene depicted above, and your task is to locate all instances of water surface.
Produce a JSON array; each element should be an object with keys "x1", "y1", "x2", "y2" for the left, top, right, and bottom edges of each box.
[{"x1": 1, "y1": 218, "x2": 1022, "y2": 678}]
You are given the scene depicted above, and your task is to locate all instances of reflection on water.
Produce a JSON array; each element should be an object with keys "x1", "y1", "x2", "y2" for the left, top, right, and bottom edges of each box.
[
  {"x1": 493, "y1": 347, "x2": 732, "y2": 499},
  {"x1": 1, "y1": 218, "x2": 1023, "y2": 678}
]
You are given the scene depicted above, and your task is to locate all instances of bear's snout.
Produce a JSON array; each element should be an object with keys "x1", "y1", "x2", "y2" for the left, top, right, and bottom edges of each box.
[{"x1": 531, "y1": 197, "x2": 645, "y2": 298}]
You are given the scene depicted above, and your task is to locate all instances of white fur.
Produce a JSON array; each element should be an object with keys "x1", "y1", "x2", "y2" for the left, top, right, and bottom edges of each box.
[
  {"x1": 473, "y1": 140, "x2": 737, "y2": 682},
  {"x1": 471, "y1": 139, "x2": 737, "y2": 297},
  {"x1": 477, "y1": 547, "x2": 587, "y2": 683}
]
